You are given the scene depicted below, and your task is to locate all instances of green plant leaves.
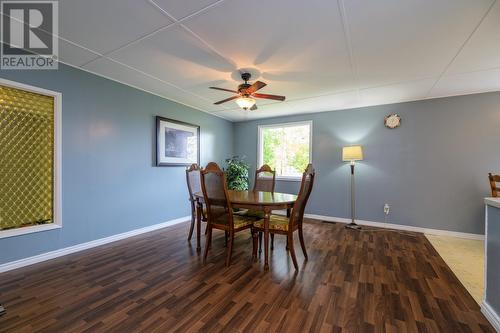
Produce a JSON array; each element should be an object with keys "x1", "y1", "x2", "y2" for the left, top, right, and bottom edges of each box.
[{"x1": 225, "y1": 155, "x2": 250, "y2": 191}]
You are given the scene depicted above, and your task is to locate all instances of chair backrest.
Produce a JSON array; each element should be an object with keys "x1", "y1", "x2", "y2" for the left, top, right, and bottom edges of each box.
[
  {"x1": 200, "y1": 162, "x2": 232, "y2": 225},
  {"x1": 253, "y1": 164, "x2": 276, "y2": 192},
  {"x1": 290, "y1": 164, "x2": 315, "y2": 229},
  {"x1": 186, "y1": 164, "x2": 201, "y2": 202},
  {"x1": 489, "y1": 173, "x2": 500, "y2": 197}
]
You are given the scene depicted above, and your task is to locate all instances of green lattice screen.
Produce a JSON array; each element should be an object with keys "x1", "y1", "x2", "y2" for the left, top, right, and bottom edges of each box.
[{"x1": 0, "y1": 84, "x2": 54, "y2": 230}]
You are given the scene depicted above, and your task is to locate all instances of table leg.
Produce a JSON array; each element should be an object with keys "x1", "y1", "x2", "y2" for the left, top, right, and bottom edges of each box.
[
  {"x1": 196, "y1": 201, "x2": 202, "y2": 252},
  {"x1": 264, "y1": 208, "x2": 270, "y2": 271}
]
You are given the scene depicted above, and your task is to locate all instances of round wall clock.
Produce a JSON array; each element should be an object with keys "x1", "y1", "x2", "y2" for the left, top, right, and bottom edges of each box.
[{"x1": 384, "y1": 113, "x2": 401, "y2": 129}]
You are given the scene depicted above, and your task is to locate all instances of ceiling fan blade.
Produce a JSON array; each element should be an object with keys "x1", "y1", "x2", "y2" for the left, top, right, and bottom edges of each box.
[
  {"x1": 246, "y1": 81, "x2": 267, "y2": 94},
  {"x1": 209, "y1": 87, "x2": 239, "y2": 93},
  {"x1": 252, "y1": 93, "x2": 286, "y2": 101},
  {"x1": 213, "y1": 95, "x2": 239, "y2": 105},
  {"x1": 250, "y1": 104, "x2": 258, "y2": 111}
]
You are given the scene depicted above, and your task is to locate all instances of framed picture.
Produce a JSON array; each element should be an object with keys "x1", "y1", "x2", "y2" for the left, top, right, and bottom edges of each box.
[{"x1": 156, "y1": 116, "x2": 200, "y2": 166}]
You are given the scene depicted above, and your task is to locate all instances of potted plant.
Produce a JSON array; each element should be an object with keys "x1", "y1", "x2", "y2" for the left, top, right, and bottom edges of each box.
[{"x1": 225, "y1": 155, "x2": 250, "y2": 191}]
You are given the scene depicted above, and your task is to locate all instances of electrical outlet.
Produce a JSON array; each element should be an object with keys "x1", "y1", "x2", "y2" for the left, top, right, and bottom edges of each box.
[{"x1": 383, "y1": 204, "x2": 390, "y2": 215}]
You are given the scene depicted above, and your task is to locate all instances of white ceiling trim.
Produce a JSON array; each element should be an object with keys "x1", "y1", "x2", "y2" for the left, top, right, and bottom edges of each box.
[
  {"x1": 56, "y1": 58, "x2": 232, "y2": 121},
  {"x1": 85, "y1": 0, "x2": 229, "y2": 65},
  {"x1": 426, "y1": 0, "x2": 498, "y2": 97},
  {"x1": 337, "y1": 0, "x2": 360, "y2": 98},
  {"x1": 211, "y1": 75, "x2": 438, "y2": 113},
  {"x1": 3, "y1": 0, "x2": 500, "y2": 122},
  {"x1": 99, "y1": 56, "x2": 226, "y2": 106},
  {"x1": 147, "y1": 0, "x2": 237, "y2": 88},
  {"x1": 78, "y1": 0, "x2": 235, "y2": 112},
  {"x1": 1, "y1": 9, "x2": 233, "y2": 120}
]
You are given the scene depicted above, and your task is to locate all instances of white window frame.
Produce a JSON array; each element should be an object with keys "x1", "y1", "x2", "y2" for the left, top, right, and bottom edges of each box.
[
  {"x1": 257, "y1": 120, "x2": 313, "y2": 181},
  {"x1": 0, "y1": 78, "x2": 62, "y2": 239}
]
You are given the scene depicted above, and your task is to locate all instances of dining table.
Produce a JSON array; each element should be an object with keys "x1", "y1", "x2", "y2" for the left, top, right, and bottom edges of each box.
[{"x1": 194, "y1": 190, "x2": 297, "y2": 270}]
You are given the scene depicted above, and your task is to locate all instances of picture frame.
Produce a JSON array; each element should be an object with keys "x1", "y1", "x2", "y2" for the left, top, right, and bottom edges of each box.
[{"x1": 155, "y1": 116, "x2": 200, "y2": 167}]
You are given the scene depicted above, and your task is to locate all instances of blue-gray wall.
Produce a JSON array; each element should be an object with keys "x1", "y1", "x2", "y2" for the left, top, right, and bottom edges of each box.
[
  {"x1": 1, "y1": 63, "x2": 499, "y2": 266},
  {"x1": 486, "y1": 204, "x2": 500, "y2": 316},
  {"x1": 0, "y1": 64, "x2": 233, "y2": 264},
  {"x1": 234, "y1": 92, "x2": 500, "y2": 234}
]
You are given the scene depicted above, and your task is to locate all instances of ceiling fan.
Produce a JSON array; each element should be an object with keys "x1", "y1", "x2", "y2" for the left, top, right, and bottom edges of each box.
[{"x1": 209, "y1": 72, "x2": 285, "y2": 110}]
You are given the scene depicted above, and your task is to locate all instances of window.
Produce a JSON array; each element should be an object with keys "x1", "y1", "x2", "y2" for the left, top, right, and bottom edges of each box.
[
  {"x1": 258, "y1": 121, "x2": 312, "y2": 180},
  {"x1": 0, "y1": 79, "x2": 62, "y2": 238}
]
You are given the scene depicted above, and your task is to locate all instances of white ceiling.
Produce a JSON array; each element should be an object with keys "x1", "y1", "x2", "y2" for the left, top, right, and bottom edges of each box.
[{"x1": 21, "y1": 0, "x2": 500, "y2": 121}]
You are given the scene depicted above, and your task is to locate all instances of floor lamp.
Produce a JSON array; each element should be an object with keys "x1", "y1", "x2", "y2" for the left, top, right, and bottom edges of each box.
[{"x1": 342, "y1": 145, "x2": 364, "y2": 230}]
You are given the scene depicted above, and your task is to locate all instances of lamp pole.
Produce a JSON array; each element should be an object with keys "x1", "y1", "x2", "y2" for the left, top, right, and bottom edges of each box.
[
  {"x1": 342, "y1": 145, "x2": 363, "y2": 230},
  {"x1": 345, "y1": 160, "x2": 361, "y2": 230}
]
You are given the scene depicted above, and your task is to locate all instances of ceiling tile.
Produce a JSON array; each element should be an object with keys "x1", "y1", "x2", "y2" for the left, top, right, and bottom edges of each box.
[
  {"x1": 57, "y1": 40, "x2": 101, "y2": 67},
  {"x1": 284, "y1": 91, "x2": 359, "y2": 115},
  {"x1": 183, "y1": 0, "x2": 355, "y2": 96},
  {"x1": 108, "y1": 25, "x2": 236, "y2": 92},
  {"x1": 17, "y1": 28, "x2": 101, "y2": 67},
  {"x1": 83, "y1": 57, "x2": 224, "y2": 113},
  {"x1": 41, "y1": 0, "x2": 500, "y2": 122},
  {"x1": 358, "y1": 78, "x2": 436, "y2": 107},
  {"x1": 211, "y1": 91, "x2": 360, "y2": 121},
  {"x1": 344, "y1": 0, "x2": 493, "y2": 88},
  {"x1": 151, "y1": 0, "x2": 221, "y2": 19},
  {"x1": 429, "y1": 68, "x2": 500, "y2": 98},
  {"x1": 59, "y1": 0, "x2": 173, "y2": 54},
  {"x1": 447, "y1": 1, "x2": 500, "y2": 74}
]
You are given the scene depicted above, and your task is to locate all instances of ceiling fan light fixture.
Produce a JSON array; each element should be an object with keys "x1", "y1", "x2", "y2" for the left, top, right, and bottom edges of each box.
[{"x1": 235, "y1": 96, "x2": 256, "y2": 110}]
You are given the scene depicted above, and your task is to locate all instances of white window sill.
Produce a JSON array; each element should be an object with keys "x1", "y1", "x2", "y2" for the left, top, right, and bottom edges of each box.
[
  {"x1": 0, "y1": 223, "x2": 62, "y2": 239},
  {"x1": 276, "y1": 176, "x2": 302, "y2": 182}
]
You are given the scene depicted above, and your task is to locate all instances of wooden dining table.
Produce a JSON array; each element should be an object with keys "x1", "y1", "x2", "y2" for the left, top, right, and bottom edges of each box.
[{"x1": 194, "y1": 190, "x2": 297, "y2": 270}]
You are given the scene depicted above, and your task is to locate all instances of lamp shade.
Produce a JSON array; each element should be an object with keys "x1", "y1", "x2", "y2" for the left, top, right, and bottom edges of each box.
[{"x1": 342, "y1": 145, "x2": 363, "y2": 161}]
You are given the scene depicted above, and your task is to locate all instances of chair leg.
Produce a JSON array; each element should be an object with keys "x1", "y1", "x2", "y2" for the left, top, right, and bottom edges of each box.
[
  {"x1": 252, "y1": 230, "x2": 258, "y2": 261},
  {"x1": 298, "y1": 226, "x2": 308, "y2": 260},
  {"x1": 224, "y1": 231, "x2": 229, "y2": 247},
  {"x1": 288, "y1": 233, "x2": 299, "y2": 271},
  {"x1": 271, "y1": 234, "x2": 274, "y2": 250},
  {"x1": 286, "y1": 237, "x2": 289, "y2": 251},
  {"x1": 188, "y1": 207, "x2": 195, "y2": 241},
  {"x1": 258, "y1": 232, "x2": 263, "y2": 255},
  {"x1": 203, "y1": 226, "x2": 212, "y2": 264},
  {"x1": 196, "y1": 204, "x2": 202, "y2": 252},
  {"x1": 225, "y1": 231, "x2": 234, "y2": 266},
  {"x1": 205, "y1": 224, "x2": 209, "y2": 235}
]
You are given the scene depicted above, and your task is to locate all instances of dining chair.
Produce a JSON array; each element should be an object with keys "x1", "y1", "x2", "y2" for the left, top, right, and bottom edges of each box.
[
  {"x1": 186, "y1": 163, "x2": 205, "y2": 241},
  {"x1": 252, "y1": 164, "x2": 315, "y2": 270},
  {"x1": 489, "y1": 173, "x2": 500, "y2": 197},
  {"x1": 201, "y1": 162, "x2": 259, "y2": 266},
  {"x1": 254, "y1": 164, "x2": 276, "y2": 192},
  {"x1": 241, "y1": 164, "x2": 277, "y2": 251}
]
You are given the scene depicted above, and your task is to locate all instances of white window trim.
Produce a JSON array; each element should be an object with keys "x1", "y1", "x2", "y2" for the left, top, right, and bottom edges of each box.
[
  {"x1": 0, "y1": 78, "x2": 62, "y2": 239},
  {"x1": 257, "y1": 120, "x2": 313, "y2": 181}
]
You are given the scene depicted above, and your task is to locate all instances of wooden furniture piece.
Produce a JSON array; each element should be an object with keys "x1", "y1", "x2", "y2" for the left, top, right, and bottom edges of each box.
[
  {"x1": 489, "y1": 173, "x2": 500, "y2": 197},
  {"x1": 194, "y1": 190, "x2": 297, "y2": 270},
  {"x1": 186, "y1": 164, "x2": 205, "y2": 246},
  {"x1": 252, "y1": 164, "x2": 315, "y2": 270},
  {"x1": 200, "y1": 162, "x2": 258, "y2": 266},
  {"x1": 253, "y1": 164, "x2": 276, "y2": 192},
  {"x1": 251, "y1": 164, "x2": 277, "y2": 249}
]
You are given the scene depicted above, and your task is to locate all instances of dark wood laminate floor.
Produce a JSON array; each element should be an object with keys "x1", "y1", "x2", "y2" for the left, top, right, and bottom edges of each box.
[{"x1": 0, "y1": 219, "x2": 493, "y2": 333}]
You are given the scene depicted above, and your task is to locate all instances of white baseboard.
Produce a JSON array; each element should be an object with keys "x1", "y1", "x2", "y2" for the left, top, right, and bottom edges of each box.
[
  {"x1": 0, "y1": 216, "x2": 190, "y2": 273},
  {"x1": 285, "y1": 212, "x2": 484, "y2": 240},
  {"x1": 481, "y1": 301, "x2": 500, "y2": 332}
]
